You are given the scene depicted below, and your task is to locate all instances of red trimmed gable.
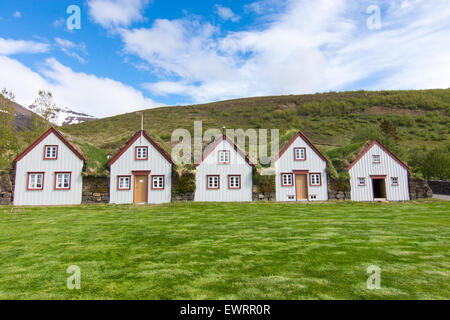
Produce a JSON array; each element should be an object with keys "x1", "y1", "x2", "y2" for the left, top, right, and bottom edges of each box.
[
  {"x1": 13, "y1": 127, "x2": 86, "y2": 163},
  {"x1": 194, "y1": 134, "x2": 255, "y2": 167},
  {"x1": 346, "y1": 140, "x2": 409, "y2": 171},
  {"x1": 274, "y1": 131, "x2": 328, "y2": 163},
  {"x1": 107, "y1": 130, "x2": 174, "y2": 167}
]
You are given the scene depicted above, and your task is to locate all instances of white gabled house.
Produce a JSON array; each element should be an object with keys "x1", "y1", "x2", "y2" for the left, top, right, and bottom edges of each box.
[
  {"x1": 194, "y1": 134, "x2": 254, "y2": 202},
  {"x1": 347, "y1": 140, "x2": 410, "y2": 202},
  {"x1": 107, "y1": 130, "x2": 174, "y2": 204},
  {"x1": 274, "y1": 131, "x2": 328, "y2": 202},
  {"x1": 13, "y1": 127, "x2": 86, "y2": 206}
]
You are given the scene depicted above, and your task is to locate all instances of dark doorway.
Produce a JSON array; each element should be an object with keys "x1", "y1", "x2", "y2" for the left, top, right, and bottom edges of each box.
[{"x1": 372, "y1": 178, "x2": 386, "y2": 199}]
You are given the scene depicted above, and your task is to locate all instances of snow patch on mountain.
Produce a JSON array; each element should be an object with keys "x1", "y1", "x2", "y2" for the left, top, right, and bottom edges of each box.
[{"x1": 26, "y1": 105, "x2": 96, "y2": 126}]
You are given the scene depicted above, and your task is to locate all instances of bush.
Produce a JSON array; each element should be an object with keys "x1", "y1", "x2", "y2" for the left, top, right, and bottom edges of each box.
[{"x1": 173, "y1": 169, "x2": 196, "y2": 193}]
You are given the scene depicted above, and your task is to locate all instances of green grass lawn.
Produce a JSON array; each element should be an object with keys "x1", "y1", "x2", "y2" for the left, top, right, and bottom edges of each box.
[{"x1": 0, "y1": 200, "x2": 449, "y2": 300}]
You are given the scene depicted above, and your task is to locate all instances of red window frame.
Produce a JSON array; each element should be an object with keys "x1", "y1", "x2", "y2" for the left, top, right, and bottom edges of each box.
[
  {"x1": 281, "y1": 173, "x2": 294, "y2": 187},
  {"x1": 294, "y1": 147, "x2": 306, "y2": 161},
  {"x1": 228, "y1": 175, "x2": 241, "y2": 189},
  {"x1": 43, "y1": 145, "x2": 58, "y2": 160},
  {"x1": 54, "y1": 172, "x2": 72, "y2": 190},
  {"x1": 151, "y1": 175, "x2": 165, "y2": 190},
  {"x1": 135, "y1": 146, "x2": 149, "y2": 160},
  {"x1": 391, "y1": 177, "x2": 399, "y2": 186},
  {"x1": 309, "y1": 173, "x2": 322, "y2": 186},
  {"x1": 218, "y1": 150, "x2": 230, "y2": 164},
  {"x1": 358, "y1": 177, "x2": 366, "y2": 186},
  {"x1": 27, "y1": 172, "x2": 45, "y2": 191},
  {"x1": 117, "y1": 175, "x2": 131, "y2": 191},
  {"x1": 207, "y1": 175, "x2": 220, "y2": 190}
]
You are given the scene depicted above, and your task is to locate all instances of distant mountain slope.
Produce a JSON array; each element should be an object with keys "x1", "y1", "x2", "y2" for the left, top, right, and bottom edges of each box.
[{"x1": 26, "y1": 104, "x2": 96, "y2": 126}]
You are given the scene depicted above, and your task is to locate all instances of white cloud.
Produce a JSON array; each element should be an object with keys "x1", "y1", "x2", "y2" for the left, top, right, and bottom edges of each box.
[
  {"x1": 0, "y1": 37, "x2": 49, "y2": 55},
  {"x1": 0, "y1": 55, "x2": 162, "y2": 117},
  {"x1": 55, "y1": 38, "x2": 88, "y2": 64},
  {"x1": 215, "y1": 5, "x2": 240, "y2": 22},
  {"x1": 13, "y1": 11, "x2": 21, "y2": 18},
  {"x1": 88, "y1": 0, "x2": 150, "y2": 28},
  {"x1": 117, "y1": 0, "x2": 450, "y2": 103}
]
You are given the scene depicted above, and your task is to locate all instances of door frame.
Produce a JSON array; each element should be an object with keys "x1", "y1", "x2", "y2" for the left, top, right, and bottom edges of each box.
[
  {"x1": 370, "y1": 175, "x2": 387, "y2": 200},
  {"x1": 293, "y1": 170, "x2": 309, "y2": 201},
  {"x1": 132, "y1": 170, "x2": 151, "y2": 204}
]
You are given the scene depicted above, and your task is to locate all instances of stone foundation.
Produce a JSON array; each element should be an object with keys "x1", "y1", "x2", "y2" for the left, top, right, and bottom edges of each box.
[
  {"x1": 253, "y1": 192, "x2": 275, "y2": 201},
  {"x1": 409, "y1": 176, "x2": 433, "y2": 200},
  {"x1": 172, "y1": 192, "x2": 195, "y2": 202},
  {"x1": 0, "y1": 174, "x2": 12, "y2": 205},
  {"x1": 82, "y1": 176, "x2": 110, "y2": 204},
  {"x1": 427, "y1": 180, "x2": 450, "y2": 195}
]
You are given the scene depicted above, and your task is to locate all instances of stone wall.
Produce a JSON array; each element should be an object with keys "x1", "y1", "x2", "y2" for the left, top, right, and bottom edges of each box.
[
  {"x1": 427, "y1": 180, "x2": 450, "y2": 195},
  {"x1": 253, "y1": 192, "x2": 275, "y2": 201},
  {"x1": 172, "y1": 192, "x2": 195, "y2": 202},
  {"x1": 328, "y1": 178, "x2": 351, "y2": 200},
  {"x1": 82, "y1": 176, "x2": 110, "y2": 204},
  {"x1": 409, "y1": 176, "x2": 433, "y2": 200},
  {"x1": 0, "y1": 173, "x2": 12, "y2": 205}
]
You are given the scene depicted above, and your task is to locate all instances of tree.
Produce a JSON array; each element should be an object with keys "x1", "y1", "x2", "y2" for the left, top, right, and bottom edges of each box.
[
  {"x1": 379, "y1": 119, "x2": 398, "y2": 140},
  {"x1": 0, "y1": 89, "x2": 19, "y2": 167},
  {"x1": 409, "y1": 146, "x2": 450, "y2": 180},
  {"x1": 33, "y1": 90, "x2": 56, "y2": 123}
]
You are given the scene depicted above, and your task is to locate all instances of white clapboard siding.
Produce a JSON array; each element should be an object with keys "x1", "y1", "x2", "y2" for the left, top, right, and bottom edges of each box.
[
  {"x1": 109, "y1": 131, "x2": 172, "y2": 204},
  {"x1": 274, "y1": 132, "x2": 328, "y2": 202},
  {"x1": 348, "y1": 141, "x2": 410, "y2": 201},
  {"x1": 13, "y1": 128, "x2": 85, "y2": 206},
  {"x1": 195, "y1": 136, "x2": 253, "y2": 202}
]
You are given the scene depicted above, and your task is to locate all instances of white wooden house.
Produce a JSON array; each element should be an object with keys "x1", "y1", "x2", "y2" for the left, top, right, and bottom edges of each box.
[
  {"x1": 194, "y1": 134, "x2": 254, "y2": 202},
  {"x1": 13, "y1": 127, "x2": 86, "y2": 206},
  {"x1": 274, "y1": 131, "x2": 328, "y2": 202},
  {"x1": 347, "y1": 140, "x2": 410, "y2": 201},
  {"x1": 107, "y1": 130, "x2": 174, "y2": 204}
]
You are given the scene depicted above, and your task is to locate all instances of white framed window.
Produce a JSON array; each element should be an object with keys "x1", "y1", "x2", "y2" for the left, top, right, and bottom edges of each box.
[
  {"x1": 391, "y1": 177, "x2": 399, "y2": 186},
  {"x1": 135, "y1": 146, "x2": 148, "y2": 160},
  {"x1": 294, "y1": 147, "x2": 306, "y2": 161},
  {"x1": 44, "y1": 145, "x2": 58, "y2": 160},
  {"x1": 218, "y1": 150, "x2": 230, "y2": 164},
  {"x1": 152, "y1": 176, "x2": 165, "y2": 190},
  {"x1": 228, "y1": 175, "x2": 241, "y2": 189},
  {"x1": 27, "y1": 173, "x2": 44, "y2": 190},
  {"x1": 310, "y1": 173, "x2": 321, "y2": 186},
  {"x1": 281, "y1": 173, "x2": 293, "y2": 187},
  {"x1": 55, "y1": 172, "x2": 71, "y2": 190},
  {"x1": 358, "y1": 177, "x2": 366, "y2": 186},
  {"x1": 373, "y1": 154, "x2": 381, "y2": 163},
  {"x1": 207, "y1": 175, "x2": 220, "y2": 189},
  {"x1": 118, "y1": 176, "x2": 131, "y2": 190}
]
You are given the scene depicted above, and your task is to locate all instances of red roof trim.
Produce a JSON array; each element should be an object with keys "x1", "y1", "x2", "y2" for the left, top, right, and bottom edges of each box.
[
  {"x1": 346, "y1": 140, "x2": 409, "y2": 171},
  {"x1": 274, "y1": 131, "x2": 328, "y2": 163},
  {"x1": 194, "y1": 134, "x2": 255, "y2": 167},
  {"x1": 14, "y1": 127, "x2": 86, "y2": 163},
  {"x1": 107, "y1": 130, "x2": 174, "y2": 167}
]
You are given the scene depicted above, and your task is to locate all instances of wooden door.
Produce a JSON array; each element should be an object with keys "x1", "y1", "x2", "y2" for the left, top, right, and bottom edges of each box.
[
  {"x1": 134, "y1": 175, "x2": 148, "y2": 203},
  {"x1": 295, "y1": 174, "x2": 308, "y2": 200}
]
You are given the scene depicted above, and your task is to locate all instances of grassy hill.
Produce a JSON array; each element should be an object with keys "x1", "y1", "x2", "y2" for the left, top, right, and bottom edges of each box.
[{"x1": 58, "y1": 89, "x2": 449, "y2": 177}]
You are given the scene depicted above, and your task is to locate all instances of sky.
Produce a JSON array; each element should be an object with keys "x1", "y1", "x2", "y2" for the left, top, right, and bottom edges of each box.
[{"x1": 0, "y1": 0, "x2": 449, "y2": 118}]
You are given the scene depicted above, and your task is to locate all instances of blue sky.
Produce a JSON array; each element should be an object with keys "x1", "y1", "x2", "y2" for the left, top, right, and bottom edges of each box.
[{"x1": 0, "y1": 0, "x2": 449, "y2": 118}]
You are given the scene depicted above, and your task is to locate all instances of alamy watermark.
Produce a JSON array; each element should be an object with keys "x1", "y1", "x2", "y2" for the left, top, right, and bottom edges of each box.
[
  {"x1": 366, "y1": 265, "x2": 381, "y2": 290},
  {"x1": 67, "y1": 5, "x2": 81, "y2": 30},
  {"x1": 67, "y1": 265, "x2": 81, "y2": 290},
  {"x1": 366, "y1": 5, "x2": 381, "y2": 30}
]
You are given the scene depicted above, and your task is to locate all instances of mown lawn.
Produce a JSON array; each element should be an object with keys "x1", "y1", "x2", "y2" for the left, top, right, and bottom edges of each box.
[{"x1": 0, "y1": 200, "x2": 449, "y2": 300}]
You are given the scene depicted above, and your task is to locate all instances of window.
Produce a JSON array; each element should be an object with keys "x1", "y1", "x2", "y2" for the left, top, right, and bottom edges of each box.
[
  {"x1": 358, "y1": 177, "x2": 366, "y2": 186},
  {"x1": 135, "y1": 146, "x2": 148, "y2": 160},
  {"x1": 228, "y1": 175, "x2": 241, "y2": 189},
  {"x1": 310, "y1": 173, "x2": 321, "y2": 186},
  {"x1": 281, "y1": 173, "x2": 293, "y2": 187},
  {"x1": 55, "y1": 172, "x2": 71, "y2": 190},
  {"x1": 207, "y1": 175, "x2": 220, "y2": 189},
  {"x1": 218, "y1": 150, "x2": 230, "y2": 164},
  {"x1": 152, "y1": 176, "x2": 165, "y2": 190},
  {"x1": 391, "y1": 177, "x2": 399, "y2": 186},
  {"x1": 373, "y1": 155, "x2": 381, "y2": 163},
  {"x1": 294, "y1": 147, "x2": 306, "y2": 161},
  {"x1": 27, "y1": 173, "x2": 44, "y2": 190},
  {"x1": 117, "y1": 176, "x2": 131, "y2": 190},
  {"x1": 44, "y1": 145, "x2": 58, "y2": 160}
]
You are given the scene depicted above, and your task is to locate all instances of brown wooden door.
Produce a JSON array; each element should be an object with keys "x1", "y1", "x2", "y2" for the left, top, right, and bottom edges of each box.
[
  {"x1": 134, "y1": 175, "x2": 148, "y2": 203},
  {"x1": 295, "y1": 174, "x2": 308, "y2": 200}
]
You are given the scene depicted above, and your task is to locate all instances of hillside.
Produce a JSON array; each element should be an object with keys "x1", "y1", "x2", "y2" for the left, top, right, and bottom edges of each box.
[{"x1": 58, "y1": 89, "x2": 450, "y2": 177}]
